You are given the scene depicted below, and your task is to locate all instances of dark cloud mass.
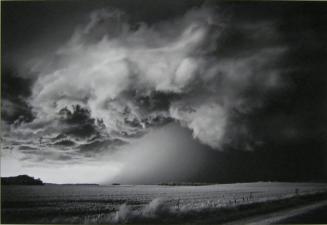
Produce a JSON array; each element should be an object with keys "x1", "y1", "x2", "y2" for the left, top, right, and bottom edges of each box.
[
  {"x1": 1, "y1": 66, "x2": 35, "y2": 124},
  {"x1": 1, "y1": 1, "x2": 327, "y2": 183}
]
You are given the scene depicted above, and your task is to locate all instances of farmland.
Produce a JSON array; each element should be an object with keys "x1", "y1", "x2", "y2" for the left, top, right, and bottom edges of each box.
[{"x1": 2, "y1": 182, "x2": 327, "y2": 224}]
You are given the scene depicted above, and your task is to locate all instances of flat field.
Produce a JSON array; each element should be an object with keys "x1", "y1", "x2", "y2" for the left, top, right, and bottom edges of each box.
[{"x1": 2, "y1": 182, "x2": 327, "y2": 224}]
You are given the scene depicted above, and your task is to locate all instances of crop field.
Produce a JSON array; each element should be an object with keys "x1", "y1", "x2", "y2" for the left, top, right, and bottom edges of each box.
[{"x1": 2, "y1": 182, "x2": 327, "y2": 224}]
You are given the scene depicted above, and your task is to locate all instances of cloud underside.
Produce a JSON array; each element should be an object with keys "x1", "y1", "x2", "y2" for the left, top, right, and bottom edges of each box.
[{"x1": 2, "y1": 6, "x2": 286, "y2": 163}]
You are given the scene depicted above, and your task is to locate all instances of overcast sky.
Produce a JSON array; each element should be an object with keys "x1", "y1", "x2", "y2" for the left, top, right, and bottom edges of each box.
[{"x1": 2, "y1": 1, "x2": 327, "y2": 184}]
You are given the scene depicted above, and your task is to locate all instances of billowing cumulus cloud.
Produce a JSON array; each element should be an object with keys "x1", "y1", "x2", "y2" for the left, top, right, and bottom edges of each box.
[{"x1": 2, "y1": 5, "x2": 286, "y2": 165}]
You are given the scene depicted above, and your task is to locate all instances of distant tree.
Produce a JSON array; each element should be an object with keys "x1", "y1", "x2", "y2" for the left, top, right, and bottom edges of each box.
[{"x1": 1, "y1": 175, "x2": 44, "y2": 185}]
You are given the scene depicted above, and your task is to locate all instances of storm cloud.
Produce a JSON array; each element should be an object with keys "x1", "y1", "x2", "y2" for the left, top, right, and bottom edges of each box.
[
  {"x1": 2, "y1": 1, "x2": 326, "y2": 183},
  {"x1": 3, "y1": 6, "x2": 286, "y2": 157}
]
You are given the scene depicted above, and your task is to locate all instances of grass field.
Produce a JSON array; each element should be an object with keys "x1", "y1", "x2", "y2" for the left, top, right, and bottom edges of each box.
[{"x1": 2, "y1": 182, "x2": 327, "y2": 224}]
